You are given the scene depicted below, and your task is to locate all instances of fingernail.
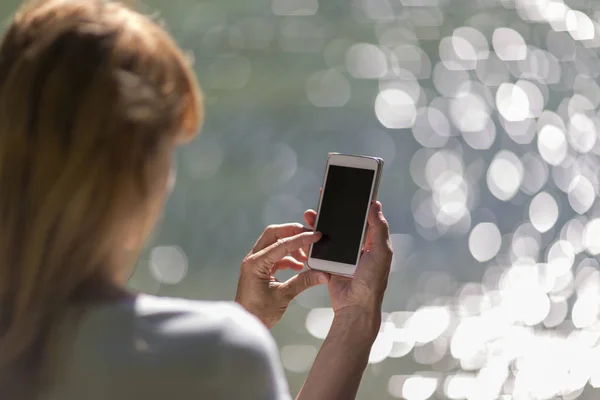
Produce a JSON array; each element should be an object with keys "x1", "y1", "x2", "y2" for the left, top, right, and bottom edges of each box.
[
  {"x1": 318, "y1": 274, "x2": 328, "y2": 284},
  {"x1": 315, "y1": 231, "x2": 322, "y2": 238},
  {"x1": 376, "y1": 201, "x2": 382, "y2": 210}
]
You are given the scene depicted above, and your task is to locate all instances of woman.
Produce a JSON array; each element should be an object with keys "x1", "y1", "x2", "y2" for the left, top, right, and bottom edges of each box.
[{"x1": 0, "y1": 1, "x2": 393, "y2": 399}]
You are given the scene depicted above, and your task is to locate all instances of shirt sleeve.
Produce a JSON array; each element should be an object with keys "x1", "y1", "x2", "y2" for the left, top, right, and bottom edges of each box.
[{"x1": 217, "y1": 303, "x2": 293, "y2": 400}]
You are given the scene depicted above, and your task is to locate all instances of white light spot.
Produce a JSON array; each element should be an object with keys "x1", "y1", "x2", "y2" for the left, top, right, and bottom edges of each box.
[
  {"x1": 306, "y1": 69, "x2": 351, "y2": 107},
  {"x1": 375, "y1": 89, "x2": 417, "y2": 129},
  {"x1": 425, "y1": 150, "x2": 464, "y2": 189},
  {"x1": 563, "y1": 218, "x2": 586, "y2": 254},
  {"x1": 543, "y1": 297, "x2": 568, "y2": 328},
  {"x1": 503, "y1": 118, "x2": 537, "y2": 145},
  {"x1": 547, "y1": 240, "x2": 575, "y2": 276},
  {"x1": 568, "y1": 175, "x2": 595, "y2": 214},
  {"x1": 568, "y1": 94, "x2": 595, "y2": 116},
  {"x1": 568, "y1": 113, "x2": 596, "y2": 153},
  {"x1": 412, "y1": 107, "x2": 450, "y2": 148},
  {"x1": 566, "y1": 10, "x2": 595, "y2": 41},
  {"x1": 407, "y1": 306, "x2": 451, "y2": 344},
  {"x1": 520, "y1": 153, "x2": 548, "y2": 195},
  {"x1": 522, "y1": 290, "x2": 551, "y2": 326},
  {"x1": 432, "y1": 62, "x2": 470, "y2": 97},
  {"x1": 453, "y1": 27, "x2": 489, "y2": 61},
  {"x1": 410, "y1": 149, "x2": 433, "y2": 190},
  {"x1": 439, "y1": 36, "x2": 475, "y2": 71},
  {"x1": 462, "y1": 119, "x2": 496, "y2": 150},
  {"x1": 529, "y1": 192, "x2": 559, "y2": 233},
  {"x1": 543, "y1": 1, "x2": 569, "y2": 32},
  {"x1": 492, "y1": 27, "x2": 527, "y2": 61},
  {"x1": 402, "y1": 376, "x2": 438, "y2": 400},
  {"x1": 281, "y1": 345, "x2": 318, "y2": 372},
  {"x1": 583, "y1": 219, "x2": 600, "y2": 255},
  {"x1": 444, "y1": 374, "x2": 476, "y2": 400},
  {"x1": 305, "y1": 308, "x2": 334, "y2": 339},
  {"x1": 537, "y1": 125, "x2": 568, "y2": 166},
  {"x1": 571, "y1": 295, "x2": 600, "y2": 329},
  {"x1": 393, "y1": 44, "x2": 432, "y2": 79},
  {"x1": 450, "y1": 92, "x2": 490, "y2": 132},
  {"x1": 487, "y1": 151, "x2": 523, "y2": 201},
  {"x1": 369, "y1": 322, "x2": 395, "y2": 363},
  {"x1": 433, "y1": 172, "x2": 469, "y2": 226},
  {"x1": 516, "y1": 80, "x2": 545, "y2": 118},
  {"x1": 346, "y1": 43, "x2": 388, "y2": 79},
  {"x1": 379, "y1": 69, "x2": 421, "y2": 103},
  {"x1": 388, "y1": 328, "x2": 415, "y2": 358},
  {"x1": 149, "y1": 246, "x2": 188, "y2": 285},
  {"x1": 538, "y1": 110, "x2": 566, "y2": 132},
  {"x1": 496, "y1": 83, "x2": 530, "y2": 122},
  {"x1": 469, "y1": 222, "x2": 501, "y2": 262},
  {"x1": 389, "y1": 234, "x2": 413, "y2": 272}
]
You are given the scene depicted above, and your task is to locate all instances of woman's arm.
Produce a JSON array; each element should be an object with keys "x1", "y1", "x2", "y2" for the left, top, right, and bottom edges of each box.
[
  {"x1": 296, "y1": 310, "x2": 379, "y2": 400},
  {"x1": 235, "y1": 202, "x2": 392, "y2": 400},
  {"x1": 297, "y1": 202, "x2": 392, "y2": 400}
]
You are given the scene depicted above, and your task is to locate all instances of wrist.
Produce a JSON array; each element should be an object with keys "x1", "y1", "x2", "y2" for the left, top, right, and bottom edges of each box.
[{"x1": 332, "y1": 307, "x2": 381, "y2": 342}]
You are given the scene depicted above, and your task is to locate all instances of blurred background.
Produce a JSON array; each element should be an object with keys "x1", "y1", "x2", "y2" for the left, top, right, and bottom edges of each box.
[{"x1": 4, "y1": 0, "x2": 600, "y2": 399}]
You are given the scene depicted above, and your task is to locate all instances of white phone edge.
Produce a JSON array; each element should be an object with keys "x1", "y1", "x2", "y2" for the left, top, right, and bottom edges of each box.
[{"x1": 307, "y1": 153, "x2": 383, "y2": 277}]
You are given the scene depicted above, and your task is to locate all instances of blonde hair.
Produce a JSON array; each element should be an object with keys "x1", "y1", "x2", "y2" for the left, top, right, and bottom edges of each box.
[{"x1": 0, "y1": 0, "x2": 203, "y2": 397}]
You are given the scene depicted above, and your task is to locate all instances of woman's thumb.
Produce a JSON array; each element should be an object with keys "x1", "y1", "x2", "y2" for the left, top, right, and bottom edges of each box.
[{"x1": 280, "y1": 270, "x2": 330, "y2": 300}]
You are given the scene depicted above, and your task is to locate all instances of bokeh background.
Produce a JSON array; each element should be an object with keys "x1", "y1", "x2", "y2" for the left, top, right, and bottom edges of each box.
[{"x1": 4, "y1": 0, "x2": 600, "y2": 399}]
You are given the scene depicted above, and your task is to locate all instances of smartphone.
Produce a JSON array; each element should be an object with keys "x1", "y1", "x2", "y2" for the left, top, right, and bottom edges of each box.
[{"x1": 307, "y1": 153, "x2": 384, "y2": 277}]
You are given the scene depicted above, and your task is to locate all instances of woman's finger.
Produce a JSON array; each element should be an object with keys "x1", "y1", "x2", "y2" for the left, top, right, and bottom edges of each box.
[
  {"x1": 303, "y1": 187, "x2": 320, "y2": 230},
  {"x1": 302, "y1": 209, "x2": 318, "y2": 256},
  {"x1": 292, "y1": 248, "x2": 308, "y2": 262},
  {"x1": 301, "y1": 188, "x2": 321, "y2": 256},
  {"x1": 363, "y1": 221, "x2": 374, "y2": 252},
  {"x1": 368, "y1": 201, "x2": 390, "y2": 252},
  {"x1": 279, "y1": 269, "x2": 330, "y2": 301},
  {"x1": 253, "y1": 231, "x2": 322, "y2": 268},
  {"x1": 355, "y1": 202, "x2": 392, "y2": 286},
  {"x1": 271, "y1": 256, "x2": 305, "y2": 274},
  {"x1": 303, "y1": 209, "x2": 317, "y2": 229},
  {"x1": 252, "y1": 223, "x2": 311, "y2": 254}
]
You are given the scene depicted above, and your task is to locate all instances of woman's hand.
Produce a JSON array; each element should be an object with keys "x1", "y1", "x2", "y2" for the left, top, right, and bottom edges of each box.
[
  {"x1": 235, "y1": 224, "x2": 331, "y2": 329},
  {"x1": 304, "y1": 201, "x2": 393, "y2": 337}
]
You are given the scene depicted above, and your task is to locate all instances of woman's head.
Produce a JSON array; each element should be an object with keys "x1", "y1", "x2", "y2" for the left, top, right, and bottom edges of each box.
[{"x1": 0, "y1": 0, "x2": 202, "y2": 395}]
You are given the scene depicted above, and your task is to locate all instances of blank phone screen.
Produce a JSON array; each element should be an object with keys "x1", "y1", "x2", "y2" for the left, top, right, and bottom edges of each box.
[{"x1": 311, "y1": 165, "x2": 375, "y2": 265}]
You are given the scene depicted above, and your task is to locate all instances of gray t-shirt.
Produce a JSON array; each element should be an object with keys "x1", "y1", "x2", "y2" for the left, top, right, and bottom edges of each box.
[{"x1": 42, "y1": 294, "x2": 292, "y2": 400}]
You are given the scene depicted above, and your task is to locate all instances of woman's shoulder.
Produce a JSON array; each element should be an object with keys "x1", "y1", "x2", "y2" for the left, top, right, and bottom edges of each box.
[
  {"x1": 73, "y1": 294, "x2": 274, "y2": 360},
  {"x1": 56, "y1": 297, "x2": 288, "y2": 399},
  {"x1": 128, "y1": 296, "x2": 289, "y2": 398},
  {"x1": 135, "y1": 294, "x2": 270, "y2": 344}
]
